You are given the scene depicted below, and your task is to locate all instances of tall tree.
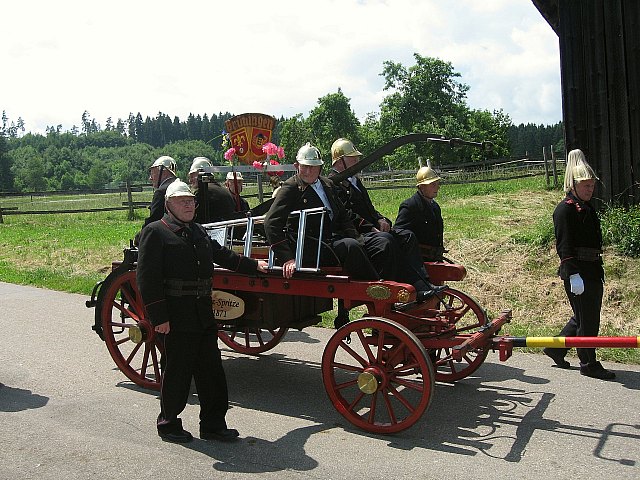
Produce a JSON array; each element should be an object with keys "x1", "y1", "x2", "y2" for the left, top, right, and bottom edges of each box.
[
  {"x1": 377, "y1": 53, "x2": 508, "y2": 165},
  {"x1": 306, "y1": 89, "x2": 361, "y2": 158}
]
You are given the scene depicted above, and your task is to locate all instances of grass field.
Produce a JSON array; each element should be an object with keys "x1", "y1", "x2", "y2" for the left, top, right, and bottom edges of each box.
[{"x1": 2, "y1": 175, "x2": 639, "y2": 364}]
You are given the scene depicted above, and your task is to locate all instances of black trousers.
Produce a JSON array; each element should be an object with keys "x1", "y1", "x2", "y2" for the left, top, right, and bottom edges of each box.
[
  {"x1": 390, "y1": 228, "x2": 431, "y2": 290},
  {"x1": 157, "y1": 330, "x2": 229, "y2": 434},
  {"x1": 329, "y1": 236, "x2": 381, "y2": 280},
  {"x1": 551, "y1": 277, "x2": 603, "y2": 366},
  {"x1": 361, "y1": 232, "x2": 398, "y2": 281}
]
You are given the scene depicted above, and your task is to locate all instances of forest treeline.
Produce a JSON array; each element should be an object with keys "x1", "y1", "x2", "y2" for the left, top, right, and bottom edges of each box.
[{"x1": 0, "y1": 53, "x2": 563, "y2": 193}]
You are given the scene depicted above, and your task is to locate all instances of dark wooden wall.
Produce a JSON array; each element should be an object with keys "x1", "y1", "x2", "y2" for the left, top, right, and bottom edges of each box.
[{"x1": 534, "y1": 0, "x2": 640, "y2": 205}]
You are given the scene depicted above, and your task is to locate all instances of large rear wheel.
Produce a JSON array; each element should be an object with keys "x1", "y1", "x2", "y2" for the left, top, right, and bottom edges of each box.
[
  {"x1": 427, "y1": 288, "x2": 488, "y2": 382},
  {"x1": 217, "y1": 326, "x2": 288, "y2": 355},
  {"x1": 322, "y1": 317, "x2": 434, "y2": 434},
  {"x1": 99, "y1": 270, "x2": 161, "y2": 390}
]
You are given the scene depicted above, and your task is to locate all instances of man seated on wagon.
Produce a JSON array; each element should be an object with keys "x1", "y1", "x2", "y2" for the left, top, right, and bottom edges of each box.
[
  {"x1": 187, "y1": 156, "x2": 237, "y2": 224},
  {"x1": 330, "y1": 138, "x2": 446, "y2": 324},
  {"x1": 394, "y1": 161, "x2": 446, "y2": 262},
  {"x1": 264, "y1": 143, "x2": 441, "y2": 325},
  {"x1": 225, "y1": 171, "x2": 250, "y2": 213}
]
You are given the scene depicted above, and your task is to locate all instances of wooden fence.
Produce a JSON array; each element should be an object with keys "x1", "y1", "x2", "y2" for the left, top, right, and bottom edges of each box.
[{"x1": 0, "y1": 152, "x2": 562, "y2": 222}]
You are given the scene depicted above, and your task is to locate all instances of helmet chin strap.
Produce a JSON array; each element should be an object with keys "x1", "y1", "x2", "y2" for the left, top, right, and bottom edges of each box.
[
  {"x1": 165, "y1": 201, "x2": 191, "y2": 225},
  {"x1": 154, "y1": 165, "x2": 165, "y2": 189}
]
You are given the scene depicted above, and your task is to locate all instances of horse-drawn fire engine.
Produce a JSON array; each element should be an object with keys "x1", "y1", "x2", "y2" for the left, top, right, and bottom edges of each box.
[{"x1": 86, "y1": 134, "x2": 639, "y2": 434}]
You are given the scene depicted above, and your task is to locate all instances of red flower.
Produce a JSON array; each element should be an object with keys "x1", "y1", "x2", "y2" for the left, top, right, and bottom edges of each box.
[
  {"x1": 268, "y1": 159, "x2": 284, "y2": 177},
  {"x1": 252, "y1": 160, "x2": 264, "y2": 170}
]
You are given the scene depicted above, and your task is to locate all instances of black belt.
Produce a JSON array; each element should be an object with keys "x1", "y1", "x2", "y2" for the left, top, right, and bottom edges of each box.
[
  {"x1": 163, "y1": 278, "x2": 212, "y2": 297},
  {"x1": 574, "y1": 247, "x2": 602, "y2": 262}
]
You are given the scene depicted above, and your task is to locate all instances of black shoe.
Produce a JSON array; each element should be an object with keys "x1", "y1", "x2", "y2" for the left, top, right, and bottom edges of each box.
[
  {"x1": 416, "y1": 285, "x2": 447, "y2": 303},
  {"x1": 158, "y1": 428, "x2": 193, "y2": 443},
  {"x1": 543, "y1": 348, "x2": 570, "y2": 369},
  {"x1": 334, "y1": 314, "x2": 349, "y2": 330},
  {"x1": 580, "y1": 361, "x2": 616, "y2": 380},
  {"x1": 200, "y1": 428, "x2": 240, "y2": 442}
]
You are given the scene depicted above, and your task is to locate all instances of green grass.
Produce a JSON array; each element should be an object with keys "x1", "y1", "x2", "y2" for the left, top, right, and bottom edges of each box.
[{"x1": 2, "y1": 175, "x2": 639, "y2": 365}]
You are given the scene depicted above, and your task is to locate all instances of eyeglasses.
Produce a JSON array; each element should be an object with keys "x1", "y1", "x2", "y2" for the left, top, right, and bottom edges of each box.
[{"x1": 172, "y1": 197, "x2": 195, "y2": 206}]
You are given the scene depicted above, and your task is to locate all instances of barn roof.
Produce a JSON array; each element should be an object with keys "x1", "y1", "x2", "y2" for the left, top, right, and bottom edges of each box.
[{"x1": 532, "y1": 0, "x2": 559, "y2": 35}]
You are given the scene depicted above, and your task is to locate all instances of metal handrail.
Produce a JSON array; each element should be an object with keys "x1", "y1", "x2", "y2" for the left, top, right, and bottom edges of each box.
[{"x1": 203, "y1": 207, "x2": 329, "y2": 274}]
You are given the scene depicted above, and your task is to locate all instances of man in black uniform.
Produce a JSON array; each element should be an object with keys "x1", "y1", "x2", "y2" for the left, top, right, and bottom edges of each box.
[
  {"x1": 137, "y1": 180, "x2": 267, "y2": 443},
  {"x1": 143, "y1": 155, "x2": 178, "y2": 229},
  {"x1": 543, "y1": 149, "x2": 615, "y2": 380},
  {"x1": 187, "y1": 156, "x2": 237, "y2": 224},
  {"x1": 134, "y1": 156, "x2": 178, "y2": 245},
  {"x1": 225, "y1": 171, "x2": 250, "y2": 213},
  {"x1": 330, "y1": 139, "x2": 445, "y2": 325},
  {"x1": 394, "y1": 162, "x2": 445, "y2": 261},
  {"x1": 264, "y1": 142, "x2": 388, "y2": 282}
]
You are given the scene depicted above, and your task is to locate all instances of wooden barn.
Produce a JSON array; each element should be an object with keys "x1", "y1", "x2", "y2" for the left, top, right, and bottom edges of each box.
[{"x1": 533, "y1": 0, "x2": 640, "y2": 206}]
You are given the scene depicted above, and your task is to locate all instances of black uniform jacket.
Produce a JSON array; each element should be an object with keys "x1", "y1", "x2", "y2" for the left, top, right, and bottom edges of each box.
[
  {"x1": 394, "y1": 191, "x2": 444, "y2": 248},
  {"x1": 194, "y1": 182, "x2": 237, "y2": 224},
  {"x1": 553, "y1": 192, "x2": 604, "y2": 281},
  {"x1": 230, "y1": 193, "x2": 250, "y2": 213},
  {"x1": 137, "y1": 213, "x2": 258, "y2": 332},
  {"x1": 330, "y1": 173, "x2": 390, "y2": 233},
  {"x1": 143, "y1": 176, "x2": 177, "y2": 229},
  {"x1": 264, "y1": 174, "x2": 362, "y2": 264}
]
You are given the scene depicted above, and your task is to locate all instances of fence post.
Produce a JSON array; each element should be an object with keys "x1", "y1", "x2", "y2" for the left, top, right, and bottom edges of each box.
[
  {"x1": 0, "y1": 207, "x2": 3, "y2": 224},
  {"x1": 551, "y1": 145, "x2": 558, "y2": 188},
  {"x1": 126, "y1": 181, "x2": 135, "y2": 220},
  {"x1": 256, "y1": 173, "x2": 264, "y2": 204},
  {"x1": 542, "y1": 147, "x2": 550, "y2": 187}
]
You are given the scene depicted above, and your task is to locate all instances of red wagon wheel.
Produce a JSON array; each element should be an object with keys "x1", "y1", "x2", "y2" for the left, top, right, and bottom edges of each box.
[
  {"x1": 431, "y1": 345, "x2": 488, "y2": 383},
  {"x1": 428, "y1": 288, "x2": 489, "y2": 382},
  {"x1": 217, "y1": 326, "x2": 288, "y2": 355},
  {"x1": 99, "y1": 270, "x2": 162, "y2": 390},
  {"x1": 430, "y1": 287, "x2": 487, "y2": 332},
  {"x1": 322, "y1": 317, "x2": 434, "y2": 434}
]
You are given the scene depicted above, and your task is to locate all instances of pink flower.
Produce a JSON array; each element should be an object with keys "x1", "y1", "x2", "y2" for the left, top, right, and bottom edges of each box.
[
  {"x1": 276, "y1": 146, "x2": 285, "y2": 159},
  {"x1": 252, "y1": 160, "x2": 264, "y2": 170},
  {"x1": 224, "y1": 148, "x2": 236, "y2": 161},
  {"x1": 262, "y1": 142, "x2": 278, "y2": 156},
  {"x1": 268, "y1": 159, "x2": 284, "y2": 177}
]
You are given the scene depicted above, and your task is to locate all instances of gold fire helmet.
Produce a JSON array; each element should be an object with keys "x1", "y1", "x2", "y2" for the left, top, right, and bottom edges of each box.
[
  {"x1": 416, "y1": 159, "x2": 441, "y2": 186},
  {"x1": 331, "y1": 138, "x2": 362, "y2": 164}
]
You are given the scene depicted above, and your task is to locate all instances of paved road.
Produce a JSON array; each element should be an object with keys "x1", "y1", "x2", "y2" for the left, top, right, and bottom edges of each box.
[{"x1": 1, "y1": 281, "x2": 639, "y2": 479}]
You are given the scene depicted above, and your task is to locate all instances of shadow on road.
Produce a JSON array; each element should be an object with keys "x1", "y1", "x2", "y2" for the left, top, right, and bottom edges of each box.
[
  {"x1": 0, "y1": 383, "x2": 49, "y2": 412},
  {"x1": 109, "y1": 350, "x2": 640, "y2": 473}
]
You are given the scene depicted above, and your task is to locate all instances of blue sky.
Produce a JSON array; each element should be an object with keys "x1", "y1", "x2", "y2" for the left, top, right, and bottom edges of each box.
[{"x1": 3, "y1": 0, "x2": 561, "y2": 134}]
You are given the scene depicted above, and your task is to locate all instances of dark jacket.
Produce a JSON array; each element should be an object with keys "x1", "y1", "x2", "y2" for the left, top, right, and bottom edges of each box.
[
  {"x1": 143, "y1": 176, "x2": 177, "y2": 229},
  {"x1": 553, "y1": 192, "x2": 604, "y2": 280},
  {"x1": 331, "y1": 174, "x2": 389, "y2": 233},
  {"x1": 394, "y1": 191, "x2": 444, "y2": 249},
  {"x1": 194, "y1": 182, "x2": 238, "y2": 224},
  {"x1": 136, "y1": 213, "x2": 258, "y2": 332},
  {"x1": 230, "y1": 193, "x2": 250, "y2": 213},
  {"x1": 264, "y1": 174, "x2": 361, "y2": 265}
]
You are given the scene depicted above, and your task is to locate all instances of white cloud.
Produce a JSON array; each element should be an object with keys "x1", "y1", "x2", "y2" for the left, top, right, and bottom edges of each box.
[{"x1": 2, "y1": 0, "x2": 561, "y2": 134}]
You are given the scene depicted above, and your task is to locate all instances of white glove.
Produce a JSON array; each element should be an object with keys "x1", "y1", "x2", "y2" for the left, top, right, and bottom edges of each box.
[{"x1": 569, "y1": 273, "x2": 584, "y2": 295}]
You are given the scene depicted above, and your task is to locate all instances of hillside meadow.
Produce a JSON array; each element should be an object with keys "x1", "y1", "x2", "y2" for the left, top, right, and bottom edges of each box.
[{"x1": 1, "y1": 175, "x2": 639, "y2": 363}]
